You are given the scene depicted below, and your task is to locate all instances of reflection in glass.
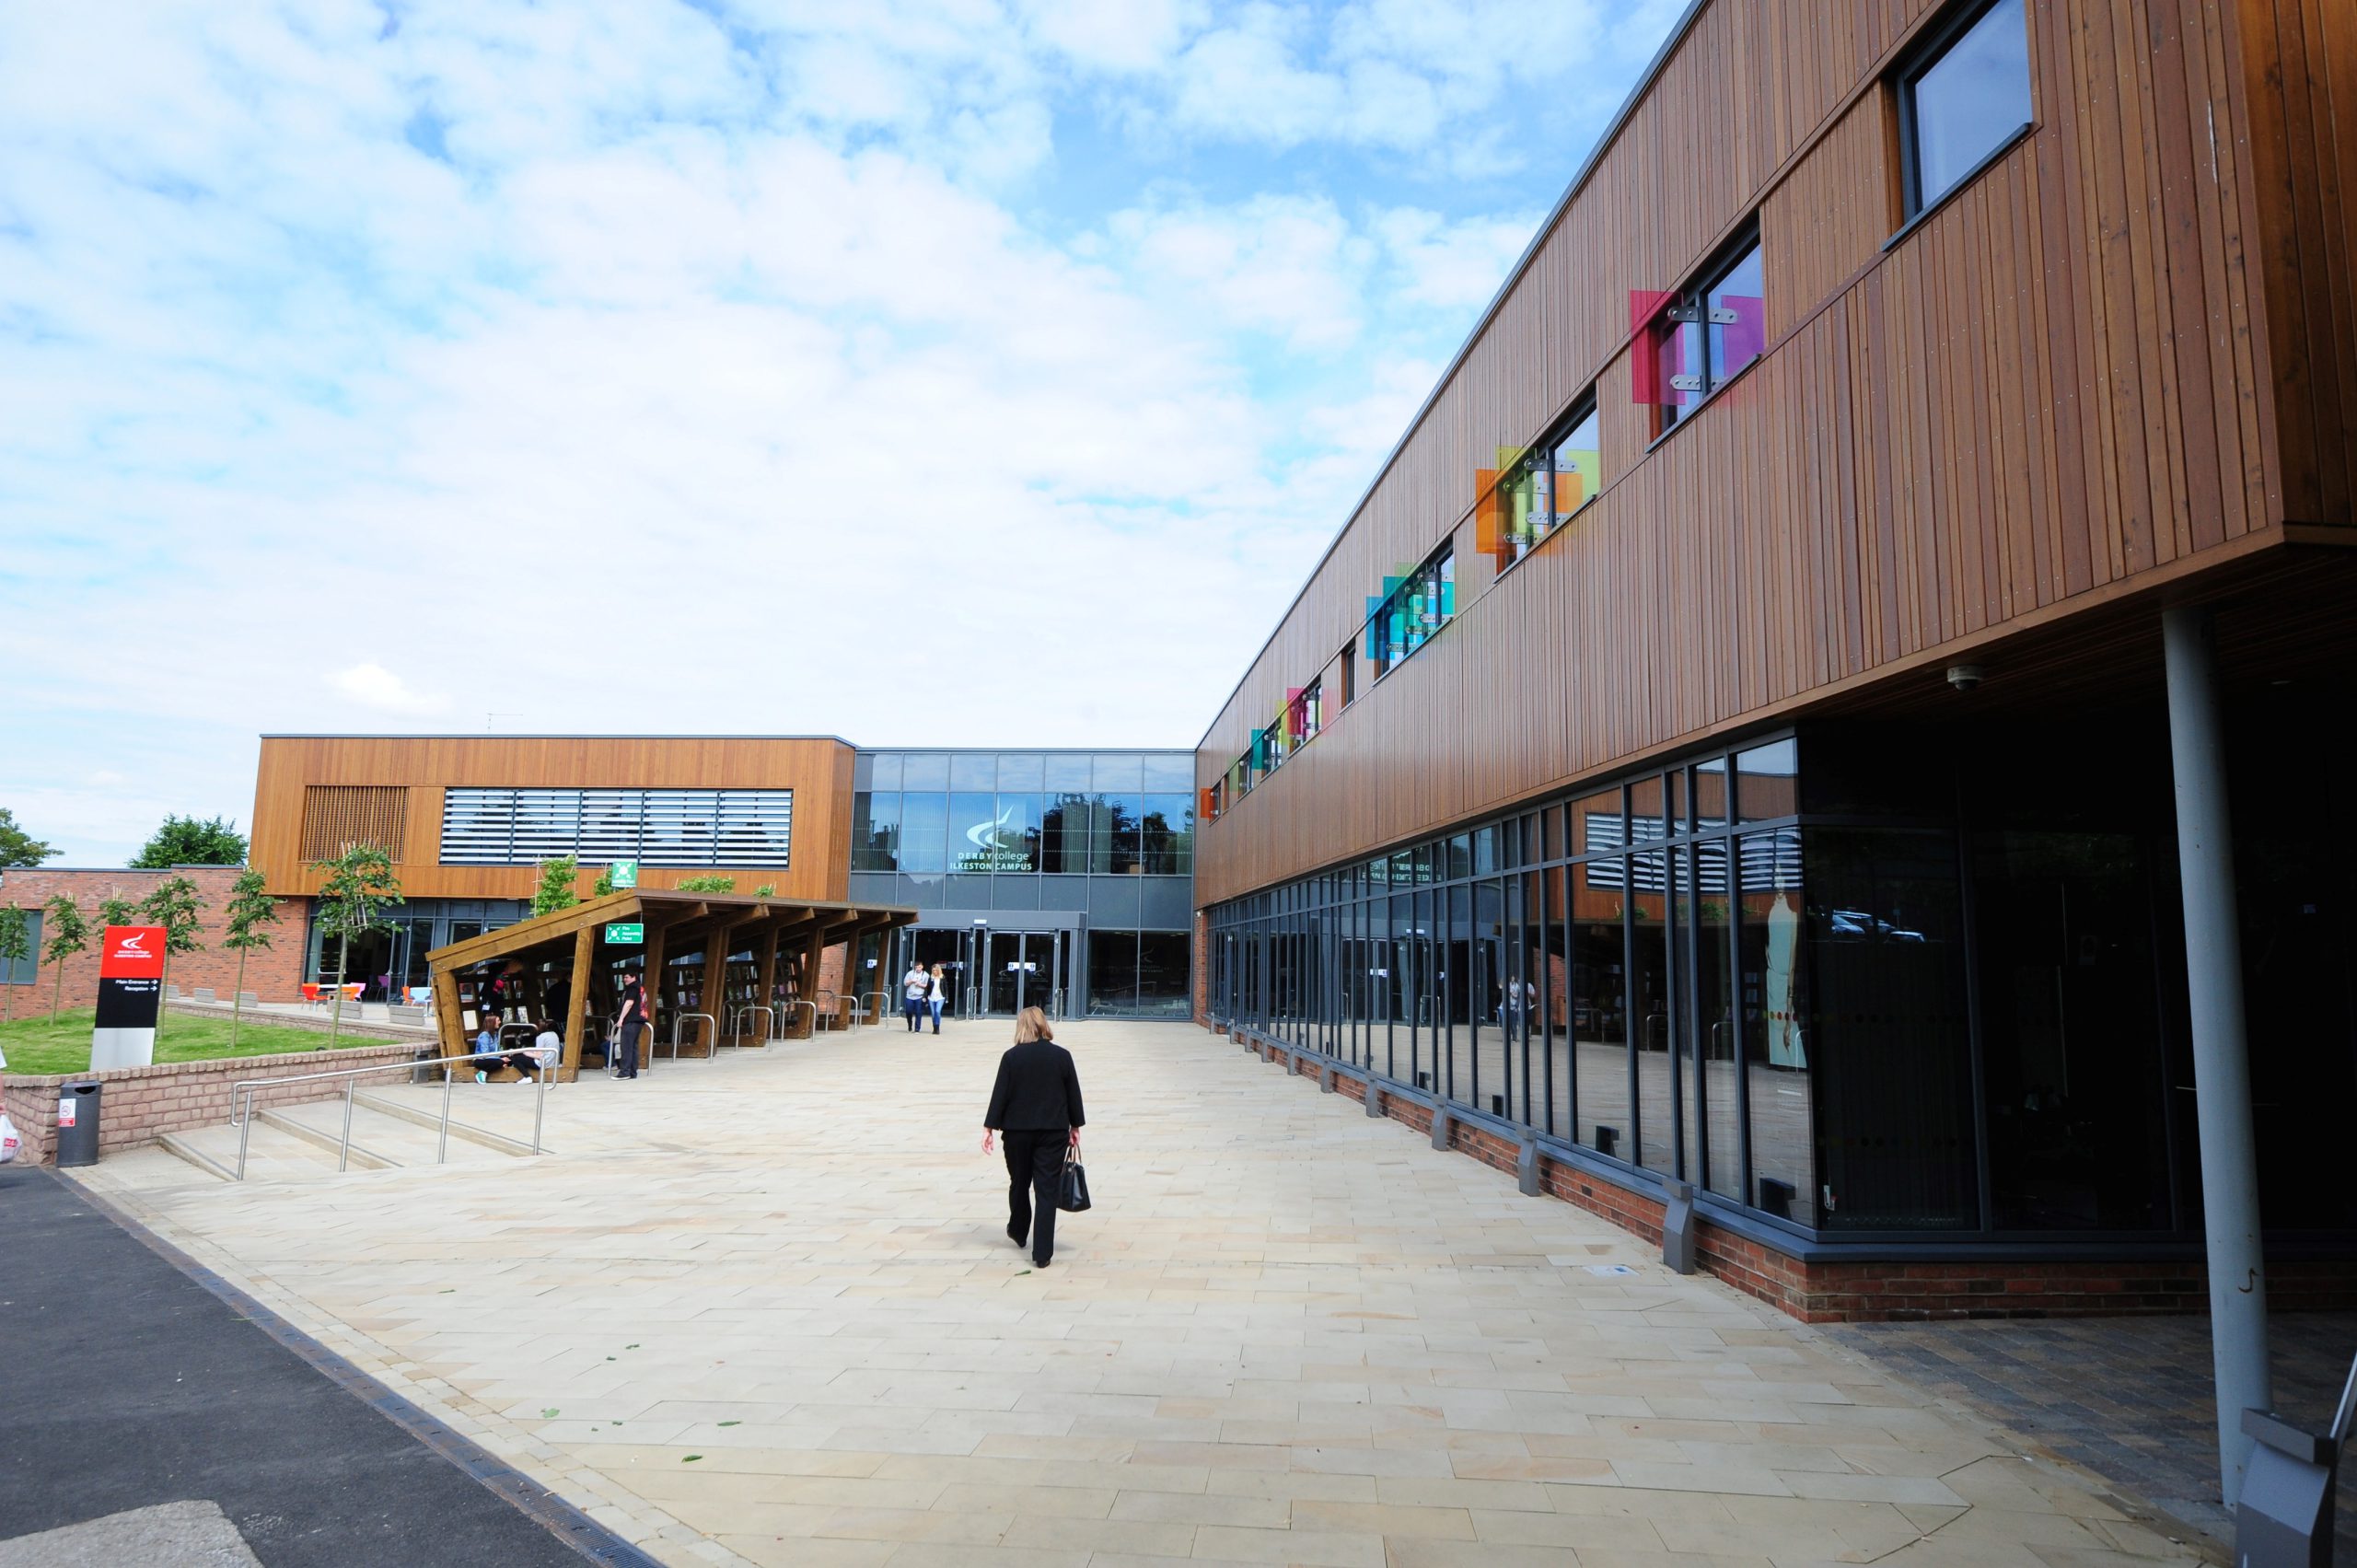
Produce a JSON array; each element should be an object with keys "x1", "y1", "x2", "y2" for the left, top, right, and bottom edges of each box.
[
  {"x1": 1909, "y1": 0, "x2": 2030, "y2": 213},
  {"x1": 1141, "y1": 795, "x2": 1194, "y2": 875},
  {"x1": 1692, "y1": 844, "x2": 1739, "y2": 1200},
  {"x1": 853, "y1": 791, "x2": 900, "y2": 871},
  {"x1": 1631, "y1": 849, "x2": 1672, "y2": 1171},
  {"x1": 899, "y1": 792, "x2": 947, "y2": 873},
  {"x1": 900, "y1": 753, "x2": 949, "y2": 790},
  {"x1": 1707, "y1": 243, "x2": 1765, "y2": 384},
  {"x1": 1805, "y1": 829, "x2": 1977, "y2": 1230},
  {"x1": 1736, "y1": 738, "x2": 1799, "y2": 821},
  {"x1": 1974, "y1": 831, "x2": 2167, "y2": 1230},
  {"x1": 1740, "y1": 829, "x2": 1812, "y2": 1224},
  {"x1": 1136, "y1": 932, "x2": 1191, "y2": 1017},
  {"x1": 1088, "y1": 929, "x2": 1139, "y2": 1016},
  {"x1": 947, "y1": 793, "x2": 997, "y2": 873}
]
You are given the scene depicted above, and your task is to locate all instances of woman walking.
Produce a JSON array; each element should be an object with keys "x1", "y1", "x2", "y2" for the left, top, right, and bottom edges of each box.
[
  {"x1": 928, "y1": 962, "x2": 948, "y2": 1033},
  {"x1": 981, "y1": 1006, "x2": 1085, "y2": 1269}
]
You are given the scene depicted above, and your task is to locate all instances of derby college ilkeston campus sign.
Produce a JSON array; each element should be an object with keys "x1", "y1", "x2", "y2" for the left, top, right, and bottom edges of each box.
[{"x1": 92, "y1": 924, "x2": 167, "y2": 1069}]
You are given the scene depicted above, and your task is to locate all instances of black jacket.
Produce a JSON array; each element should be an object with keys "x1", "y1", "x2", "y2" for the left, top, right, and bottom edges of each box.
[{"x1": 985, "y1": 1040, "x2": 1086, "y2": 1132}]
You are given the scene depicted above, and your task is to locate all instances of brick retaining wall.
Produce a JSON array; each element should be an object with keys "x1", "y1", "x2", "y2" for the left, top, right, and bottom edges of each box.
[
  {"x1": 3, "y1": 1042, "x2": 418, "y2": 1166},
  {"x1": 1234, "y1": 1027, "x2": 2357, "y2": 1322}
]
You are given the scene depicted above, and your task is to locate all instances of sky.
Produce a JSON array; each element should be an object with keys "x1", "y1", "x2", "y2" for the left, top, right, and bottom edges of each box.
[{"x1": 1, "y1": 0, "x2": 1683, "y2": 867}]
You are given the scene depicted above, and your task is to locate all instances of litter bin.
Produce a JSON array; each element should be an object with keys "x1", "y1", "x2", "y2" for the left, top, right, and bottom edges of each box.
[{"x1": 54, "y1": 1082, "x2": 100, "y2": 1167}]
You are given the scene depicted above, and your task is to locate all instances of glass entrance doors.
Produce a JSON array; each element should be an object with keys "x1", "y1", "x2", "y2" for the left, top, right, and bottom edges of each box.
[{"x1": 986, "y1": 931, "x2": 1064, "y2": 1016}]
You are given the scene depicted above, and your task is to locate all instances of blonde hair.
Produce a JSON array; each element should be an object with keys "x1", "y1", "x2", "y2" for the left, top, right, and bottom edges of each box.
[{"x1": 1014, "y1": 1005, "x2": 1053, "y2": 1044}]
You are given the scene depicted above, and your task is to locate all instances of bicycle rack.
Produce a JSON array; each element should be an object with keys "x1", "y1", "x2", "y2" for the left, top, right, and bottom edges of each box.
[
  {"x1": 730, "y1": 1005, "x2": 777, "y2": 1050},
  {"x1": 670, "y1": 1012, "x2": 717, "y2": 1062},
  {"x1": 783, "y1": 998, "x2": 818, "y2": 1037},
  {"x1": 813, "y1": 989, "x2": 843, "y2": 1030},
  {"x1": 858, "y1": 991, "x2": 893, "y2": 1028}
]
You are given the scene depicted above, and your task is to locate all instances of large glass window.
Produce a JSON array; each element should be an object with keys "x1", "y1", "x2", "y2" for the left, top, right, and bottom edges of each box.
[
  {"x1": 1901, "y1": 0, "x2": 2032, "y2": 216},
  {"x1": 1136, "y1": 932, "x2": 1191, "y2": 1017},
  {"x1": 852, "y1": 791, "x2": 900, "y2": 871},
  {"x1": 1087, "y1": 930, "x2": 1138, "y2": 1016},
  {"x1": 1141, "y1": 795, "x2": 1194, "y2": 876},
  {"x1": 1495, "y1": 399, "x2": 1603, "y2": 568},
  {"x1": 1739, "y1": 828, "x2": 1812, "y2": 1224}
]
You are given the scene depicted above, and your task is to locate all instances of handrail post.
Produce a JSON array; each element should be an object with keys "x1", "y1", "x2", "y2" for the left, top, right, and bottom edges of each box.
[
  {"x1": 236, "y1": 1086, "x2": 252, "y2": 1181},
  {"x1": 532, "y1": 1055, "x2": 547, "y2": 1154},
  {"x1": 439, "y1": 1064, "x2": 454, "y2": 1165},
  {"x1": 340, "y1": 1076, "x2": 356, "y2": 1173}
]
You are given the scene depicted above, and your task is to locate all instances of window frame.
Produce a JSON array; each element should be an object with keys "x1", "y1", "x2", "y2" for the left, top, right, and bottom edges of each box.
[
  {"x1": 1368, "y1": 540, "x2": 1457, "y2": 683},
  {"x1": 1893, "y1": 0, "x2": 2035, "y2": 225}
]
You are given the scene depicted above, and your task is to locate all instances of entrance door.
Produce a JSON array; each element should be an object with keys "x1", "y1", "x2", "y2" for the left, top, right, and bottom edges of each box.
[{"x1": 984, "y1": 932, "x2": 1064, "y2": 1016}]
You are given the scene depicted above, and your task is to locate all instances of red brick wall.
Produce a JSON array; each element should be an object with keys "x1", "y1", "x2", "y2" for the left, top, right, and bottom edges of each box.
[
  {"x1": 0, "y1": 867, "x2": 309, "y2": 1016},
  {"x1": 1231, "y1": 1027, "x2": 2357, "y2": 1322},
  {"x1": 3, "y1": 1040, "x2": 418, "y2": 1165}
]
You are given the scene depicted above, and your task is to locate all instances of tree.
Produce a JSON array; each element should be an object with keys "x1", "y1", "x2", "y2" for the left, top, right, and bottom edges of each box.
[
  {"x1": 311, "y1": 844, "x2": 400, "y2": 1047},
  {"x1": 137, "y1": 876, "x2": 209, "y2": 1043},
  {"x1": 531, "y1": 855, "x2": 581, "y2": 918},
  {"x1": 220, "y1": 870, "x2": 282, "y2": 1052},
  {"x1": 592, "y1": 865, "x2": 615, "y2": 897},
  {"x1": 753, "y1": 882, "x2": 776, "y2": 898},
  {"x1": 677, "y1": 875, "x2": 736, "y2": 893},
  {"x1": 0, "y1": 808, "x2": 55, "y2": 869},
  {"x1": 41, "y1": 894, "x2": 90, "y2": 1021},
  {"x1": 0, "y1": 904, "x2": 28, "y2": 1023},
  {"x1": 98, "y1": 894, "x2": 140, "y2": 930},
  {"x1": 130, "y1": 814, "x2": 248, "y2": 868}
]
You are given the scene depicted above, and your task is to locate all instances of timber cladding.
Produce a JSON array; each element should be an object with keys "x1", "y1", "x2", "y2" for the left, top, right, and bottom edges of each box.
[
  {"x1": 250, "y1": 735, "x2": 858, "y2": 903},
  {"x1": 1193, "y1": 0, "x2": 2357, "y2": 910}
]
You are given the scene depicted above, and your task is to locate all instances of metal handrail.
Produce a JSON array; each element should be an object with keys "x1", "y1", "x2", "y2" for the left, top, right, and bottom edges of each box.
[
  {"x1": 730, "y1": 1005, "x2": 776, "y2": 1049},
  {"x1": 670, "y1": 1012, "x2": 717, "y2": 1062},
  {"x1": 231, "y1": 1046, "x2": 550, "y2": 1181}
]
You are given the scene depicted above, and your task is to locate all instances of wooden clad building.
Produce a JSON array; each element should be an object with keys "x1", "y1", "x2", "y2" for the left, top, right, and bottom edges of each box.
[
  {"x1": 1191, "y1": 0, "x2": 2357, "y2": 1339},
  {"x1": 251, "y1": 735, "x2": 857, "y2": 903}
]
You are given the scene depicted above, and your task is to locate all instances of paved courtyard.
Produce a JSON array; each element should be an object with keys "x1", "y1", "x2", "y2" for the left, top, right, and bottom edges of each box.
[{"x1": 81, "y1": 1020, "x2": 2214, "y2": 1568}]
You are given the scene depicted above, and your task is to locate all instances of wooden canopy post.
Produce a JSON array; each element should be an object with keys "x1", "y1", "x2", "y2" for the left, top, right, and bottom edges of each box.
[
  {"x1": 756, "y1": 927, "x2": 781, "y2": 1041},
  {"x1": 561, "y1": 924, "x2": 594, "y2": 1083},
  {"x1": 431, "y1": 967, "x2": 465, "y2": 1061},
  {"x1": 700, "y1": 928, "x2": 729, "y2": 1056},
  {"x1": 638, "y1": 921, "x2": 668, "y2": 1074}
]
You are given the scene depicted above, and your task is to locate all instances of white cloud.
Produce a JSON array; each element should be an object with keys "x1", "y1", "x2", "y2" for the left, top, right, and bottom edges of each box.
[
  {"x1": 330, "y1": 666, "x2": 453, "y2": 717},
  {"x1": 0, "y1": 0, "x2": 1682, "y2": 865}
]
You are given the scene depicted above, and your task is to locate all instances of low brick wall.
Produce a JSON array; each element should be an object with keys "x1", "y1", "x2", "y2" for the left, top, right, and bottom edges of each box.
[
  {"x1": 1230, "y1": 1025, "x2": 2357, "y2": 1322},
  {"x1": 3, "y1": 1042, "x2": 420, "y2": 1166}
]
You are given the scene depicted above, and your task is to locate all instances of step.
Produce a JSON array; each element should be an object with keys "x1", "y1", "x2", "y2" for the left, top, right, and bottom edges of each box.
[
  {"x1": 265, "y1": 1098, "x2": 517, "y2": 1169},
  {"x1": 157, "y1": 1118, "x2": 350, "y2": 1184},
  {"x1": 352, "y1": 1089, "x2": 544, "y2": 1156},
  {"x1": 256, "y1": 1105, "x2": 401, "y2": 1170}
]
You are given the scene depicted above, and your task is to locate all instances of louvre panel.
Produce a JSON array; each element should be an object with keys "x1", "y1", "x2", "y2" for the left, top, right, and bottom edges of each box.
[
  {"x1": 438, "y1": 787, "x2": 793, "y2": 867},
  {"x1": 299, "y1": 785, "x2": 408, "y2": 862}
]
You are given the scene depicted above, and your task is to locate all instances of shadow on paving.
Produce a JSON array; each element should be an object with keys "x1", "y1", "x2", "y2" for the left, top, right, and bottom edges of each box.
[
  {"x1": 0, "y1": 1164, "x2": 649, "y2": 1568},
  {"x1": 1834, "y1": 1311, "x2": 2357, "y2": 1558}
]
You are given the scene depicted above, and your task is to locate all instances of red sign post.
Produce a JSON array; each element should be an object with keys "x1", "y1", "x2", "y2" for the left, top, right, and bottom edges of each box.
[{"x1": 92, "y1": 924, "x2": 168, "y2": 1069}]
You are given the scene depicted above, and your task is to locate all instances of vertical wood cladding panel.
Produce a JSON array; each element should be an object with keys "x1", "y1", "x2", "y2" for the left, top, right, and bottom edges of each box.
[
  {"x1": 2239, "y1": 0, "x2": 2357, "y2": 527},
  {"x1": 1198, "y1": 0, "x2": 2314, "y2": 910}
]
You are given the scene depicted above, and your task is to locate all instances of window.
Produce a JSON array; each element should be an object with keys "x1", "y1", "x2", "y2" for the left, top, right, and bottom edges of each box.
[
  {"x1": 1494, "y1": 398, "x2": 1603, "y2": 567},
  {"x1": 5, "y1": 909, "x2": 41, "y2": 987},
  {"x1": 441, "y1": 787, "x2": 792, "y2": 868},
  {"x1": 1644, "y1": 236, "x2": 1764, "y2": 436},
  {"x1": 1341, "y1": 640, "x2": 1356, "y2": 708},
  {"x1": 1899, "y1": 0, "x2": 2032, "y2": 217},
  {"x1": 1368, "y1": 544, "x2": 1455, "y2": 679}
]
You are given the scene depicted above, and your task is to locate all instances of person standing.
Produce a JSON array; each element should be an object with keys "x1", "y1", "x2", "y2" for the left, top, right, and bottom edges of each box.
[
  {"x1": 902, "y1": 960, "x2": 930, "y2": 1031},
  {"x1": 928, "y1": 962, "x2": 948, "y2": 1034},
  {"x1": 613, "y1": 970, "x2": 647, "y2": 1078},
  {"x1": 981, "y1": 1006, "x2": 1085, "y2": 1269}
]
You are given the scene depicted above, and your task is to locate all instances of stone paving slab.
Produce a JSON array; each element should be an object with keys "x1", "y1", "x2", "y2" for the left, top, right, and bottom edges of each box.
[{"x1": 87, "y1": 1019, "x2": 2220, "y2": 1568}]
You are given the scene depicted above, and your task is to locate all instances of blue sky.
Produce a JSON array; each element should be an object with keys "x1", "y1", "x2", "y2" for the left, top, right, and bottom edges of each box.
[{"x1": 0, "y1": 0, "x2": 1682, "y2": 866}]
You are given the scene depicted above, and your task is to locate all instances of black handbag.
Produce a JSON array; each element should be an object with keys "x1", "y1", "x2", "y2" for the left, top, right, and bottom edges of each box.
[{"x1": 1058, "y1": 1145, "x2": 1092, "y2": 1213}]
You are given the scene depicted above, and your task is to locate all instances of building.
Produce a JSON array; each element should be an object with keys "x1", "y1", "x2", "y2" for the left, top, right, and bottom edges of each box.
[
  {"x1": 230, "y1": 735, "x2": 1194, "y2": 1020},
  {"x1": 1190, "y1": 0, "x2": 2355, "y2": 1367}
]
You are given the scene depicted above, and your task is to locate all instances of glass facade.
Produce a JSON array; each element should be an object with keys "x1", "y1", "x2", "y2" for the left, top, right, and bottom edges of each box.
[
  {"x1": 850, "y1": 749, "x2": 1194, "y2": 1019},
  {"x1": 1207, "y1": 703, "x2": 2357, "y2": 1245},
  {"x1": 303, "y1": 898, "x2": 528, "y2": 1001}
]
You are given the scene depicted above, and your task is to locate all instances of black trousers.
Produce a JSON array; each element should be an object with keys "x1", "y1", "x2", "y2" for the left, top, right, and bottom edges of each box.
[{"x1": 1003, "y1": 1130, "x2": 1066, "y2": 1265}]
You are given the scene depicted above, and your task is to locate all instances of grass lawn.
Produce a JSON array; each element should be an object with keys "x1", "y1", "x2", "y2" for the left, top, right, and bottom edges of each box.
[{"x1": 0, "y1": 1008, "x2": 389, "y2": 1077}]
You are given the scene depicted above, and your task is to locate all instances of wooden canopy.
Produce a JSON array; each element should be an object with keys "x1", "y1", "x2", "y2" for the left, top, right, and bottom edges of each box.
[{"x1": 424, "y1": 889, "x2": 917, "y2": 1078}]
